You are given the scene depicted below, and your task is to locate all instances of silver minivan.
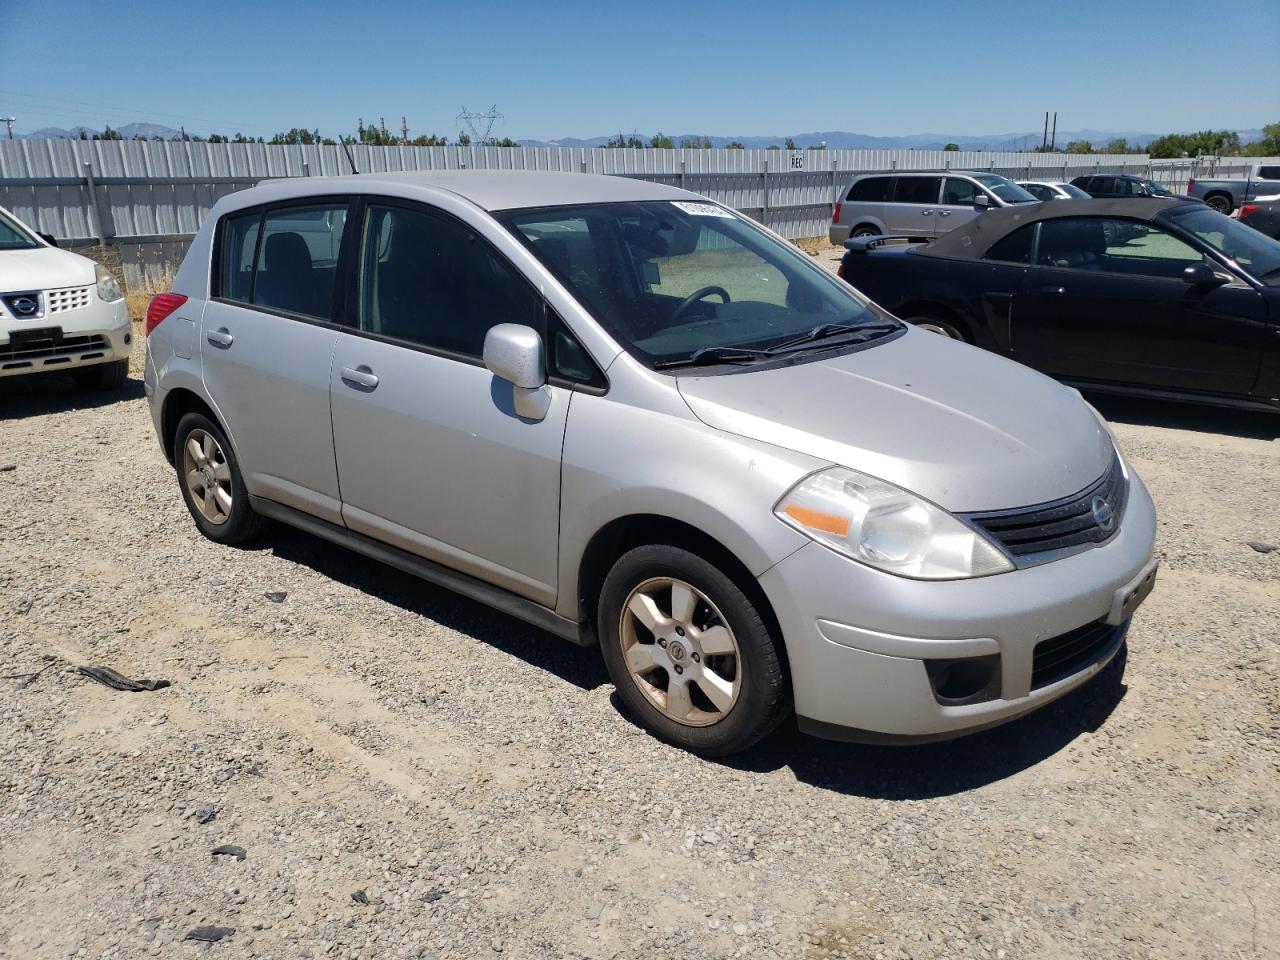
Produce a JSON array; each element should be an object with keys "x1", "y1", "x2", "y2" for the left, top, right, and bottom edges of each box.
[
  {"x1": 830, "y1": 171, "x2": 1038, "y2": 243},
  {"x1": 146, "y1": 171, "x2": 1157, "y2": 756}
]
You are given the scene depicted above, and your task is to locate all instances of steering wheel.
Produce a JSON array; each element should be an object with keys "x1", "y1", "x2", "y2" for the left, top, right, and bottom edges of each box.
[{"x1": 672, "y1": 285, "x2": 731, "y2": 322}]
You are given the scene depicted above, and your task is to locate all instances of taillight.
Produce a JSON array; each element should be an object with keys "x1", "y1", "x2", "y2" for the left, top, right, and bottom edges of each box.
[
  {"x1": 832, "y1": 202, "x2": 842, "y2": 224},
  {"x1": 146, "y1": 293, "x2": 188, "y2": 336},
  {"x1": 1187, "y1": 178, "x2": 1196, "y2": 191},
  {"x1": 1239, "y1": 204, "x2": 1259, "y2": 220}
]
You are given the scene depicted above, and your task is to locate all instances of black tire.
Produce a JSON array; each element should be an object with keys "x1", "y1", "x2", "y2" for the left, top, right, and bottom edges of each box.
[
  {"x1": 173, "y1": 411, "x2": 269, "y2": 545},
  {"x1": 1204, "y1": 193, "x2": 1233, "y2": 215},
  {"x1": 73, "y1": 359, "x2": 128, "y2": 391},
  {"x1": 598, "y1": 544, "x2": 789, "y2": 757},
  {"x1": 850, "y1": 224, "x2": 880, "y2": 239},
  {"x1": 905, "y1": 309, "x2": 970, "y2": 342}
]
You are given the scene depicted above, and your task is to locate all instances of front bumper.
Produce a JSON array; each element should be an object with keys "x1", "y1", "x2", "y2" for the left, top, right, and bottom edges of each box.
[
  {"x1": 759, "y1": 472, "x2": 1158, "y2": 741},
  {"x1": 0, "y1": 294, "x2": 130, "y2": 378}
]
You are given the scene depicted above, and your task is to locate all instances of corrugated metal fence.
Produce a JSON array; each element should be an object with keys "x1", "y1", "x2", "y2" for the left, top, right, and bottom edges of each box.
[{"x1": 0, "y1": 139, "x2": 1272, "y2": 287}]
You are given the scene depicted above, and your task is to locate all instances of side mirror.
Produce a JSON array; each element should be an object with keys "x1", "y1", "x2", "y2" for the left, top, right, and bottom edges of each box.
[
  {"x1": 483, "y1": 323, "x2": 551, "y2": 420},
  {"x1": 1182, "y1": 261, "x2": 1228, "y2": 287},
  {"x1": 38, "y1": 232, "x2": 59, "y2": 247},
  {"x1": 973, "y1": 194, "x2": 991, "y2": 210}
]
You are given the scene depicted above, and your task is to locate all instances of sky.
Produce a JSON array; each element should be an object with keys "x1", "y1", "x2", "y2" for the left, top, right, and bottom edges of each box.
[{"x1": 2, "y1": 0, "x2": 1278, "y2": 141}]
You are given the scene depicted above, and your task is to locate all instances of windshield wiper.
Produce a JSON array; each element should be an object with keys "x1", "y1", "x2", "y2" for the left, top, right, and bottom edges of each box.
[
  {"x1": 652, "y1": 345, "x2": 774, "y2": 369},
  {"x1": 765, "y1": 321, "x2": 900, "y2": 354}
]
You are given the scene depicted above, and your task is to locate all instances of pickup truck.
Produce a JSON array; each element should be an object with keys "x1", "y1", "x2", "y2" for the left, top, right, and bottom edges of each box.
[{"x1": 1187, "y1": 164, "x2": 1280, "y2": 215}]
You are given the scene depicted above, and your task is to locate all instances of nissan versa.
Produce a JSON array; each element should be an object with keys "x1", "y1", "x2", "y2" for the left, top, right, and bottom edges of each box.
[{"x1": 144, "y1": 171, "x2": 1158, "y2": 756}]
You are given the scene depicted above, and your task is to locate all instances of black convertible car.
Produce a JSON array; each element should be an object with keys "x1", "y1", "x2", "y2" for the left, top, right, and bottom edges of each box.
[{"x1": 838, "y1": 198, "x2": 1280, "y2": 412}]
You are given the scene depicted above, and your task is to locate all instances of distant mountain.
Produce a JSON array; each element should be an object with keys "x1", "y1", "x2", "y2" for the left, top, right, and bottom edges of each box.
[{"x1": 16, "y1": 122, "x2": 183, "y2": 140}]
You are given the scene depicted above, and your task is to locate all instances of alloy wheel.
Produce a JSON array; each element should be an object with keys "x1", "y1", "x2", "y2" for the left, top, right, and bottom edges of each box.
[
  {"x1": 182, "y1": 428, "x2": 233, "y2": 525},
  {"x1": 618, "y1": 577, "x2": 741, "y2": 727}
]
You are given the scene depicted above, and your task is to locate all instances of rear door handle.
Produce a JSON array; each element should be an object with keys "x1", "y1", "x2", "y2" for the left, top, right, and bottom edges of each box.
[
  {"x1": 1039, "y1": 285, "x2": 1066, "y2": 296},
  {"x1": 341, "y1": 365, "x2": 379, "y2": 391},
  {"x1": 206, "y1": 328, "x2": 234, "y2": 348},
  {"x1": 938, "y1": 210, "x2": 952, "y2": 217},
  {"x1": 921, "y1": 209, "x2": 934, "y2": 216}
]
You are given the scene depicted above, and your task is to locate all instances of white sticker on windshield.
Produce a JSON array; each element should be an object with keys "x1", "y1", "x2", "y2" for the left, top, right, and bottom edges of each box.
[{"x1": 671, "y1": 201, "x2": 735, "y2": 218}]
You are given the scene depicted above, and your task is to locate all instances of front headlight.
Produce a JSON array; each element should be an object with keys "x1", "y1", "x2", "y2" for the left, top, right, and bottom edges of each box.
[
  {"x1": 775, "y1": 466, "x2": 1014, "y2": 580},
  {"x1": 95, "y1": 263, "x2": 124, "y2": 303}
]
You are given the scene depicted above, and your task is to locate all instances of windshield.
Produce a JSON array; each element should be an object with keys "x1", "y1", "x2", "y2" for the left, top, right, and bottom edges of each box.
[
  {"x1": 0, "y1": 209, "x2": 39, "y2": 251},
  {"x1": 1059, "y1": 183, "x2": 1091, "y2": 199},
  {"x1": 1141, "y1": 180, "x2": 1178, "y2": 198},
  {"x1": 976, "y1": 175, "x2": 1037, "y2": 204},
  {"x1": 497, "y1": 200, "x2": 899, "y2": 368},
  {"x1": 1167, "y1": 206, "x2": 1280, "y2": 281}
]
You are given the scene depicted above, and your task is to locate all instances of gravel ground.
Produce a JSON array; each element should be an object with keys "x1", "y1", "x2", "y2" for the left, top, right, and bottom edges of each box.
[{"x1": 1, "y1": 316, "x2": 1277, "y2": 960}]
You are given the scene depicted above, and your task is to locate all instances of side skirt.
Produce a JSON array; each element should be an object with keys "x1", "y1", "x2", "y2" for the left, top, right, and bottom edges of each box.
[
  {"x1": 249, "y1": 496, "x2": 591, "y2": 647},
  {"x1": 1063, "y1": 379, "x2": 1280, "y2": 414}
]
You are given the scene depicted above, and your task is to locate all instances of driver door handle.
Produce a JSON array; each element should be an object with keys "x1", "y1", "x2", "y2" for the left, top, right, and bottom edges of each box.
[
  {"x1": 938, "y1": 210, "x2": 952, "y2": 217},
  {"x1": 341, "y1": 365, "x2": 379, "y2": 391},
  {"x1": 206, "y1": 327, "x2": 234, "y2": 348},
  {"x1": 1039, "y1": 285, "x2": 1066, "y2": 296},
  {"x1": 921, "y1": 209, "x2": 934, "y2": 216}
]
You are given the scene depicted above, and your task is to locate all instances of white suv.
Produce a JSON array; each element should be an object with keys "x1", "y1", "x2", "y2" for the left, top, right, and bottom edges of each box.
[{"x1": 0, "y1": 205, "x2": 131, "y2": 390}]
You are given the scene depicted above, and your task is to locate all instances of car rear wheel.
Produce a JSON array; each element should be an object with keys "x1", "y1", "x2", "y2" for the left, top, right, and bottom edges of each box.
[
  {"x1": 1204, "y1": 194, "x2": 1233, "y2": 215},
  {"x1": 174, "y1": 412, "x2": 269, "y2": 545},
  {"x1": 598, "y1": 545, "x2": 789, "y2": 757},
  {"x1": 850, "y1": 224, "x2": 880, "y2": 239},
  {"x1": 73, "y1": 359, "x2": 128, "y2": 391}
]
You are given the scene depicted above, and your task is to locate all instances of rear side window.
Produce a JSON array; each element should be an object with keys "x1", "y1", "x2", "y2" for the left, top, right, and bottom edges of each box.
[
  {"x1": 847, "y1": 176, "x2": 892, "y2": 202},
  {"x1": 358, "y1": 203, "x2": 540, "y2": 359},
  {"x1": 985, "y1": 224, "x2": 1035, "y2": 264},
  {"x1": 893, "y1": 176, "x2": 942, "y2": 205},
  {"x1": 1258, "y1": 166, "x2": 1280, "y2": 180},
  {"x1": 219, "y1": 212, "x2": 261, "y2": 301},
  {"x1": 252, "y1": 205, "x2": 348, "y2": 319},
  {"x1": 1090, "y1": 177, "x2": 1116, "y2": 194},
  {"x1": 217, "y1": 202, "x2": 348, "y2": 320}
]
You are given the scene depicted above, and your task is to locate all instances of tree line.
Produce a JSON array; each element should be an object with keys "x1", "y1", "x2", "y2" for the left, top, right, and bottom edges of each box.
[{"x1": 1050, "y1": 123, "x2": 1279, "y2": 158}]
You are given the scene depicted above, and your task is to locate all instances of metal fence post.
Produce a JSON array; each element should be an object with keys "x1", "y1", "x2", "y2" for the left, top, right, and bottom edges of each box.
[
  {"x1": 762, "y1": 159, "x2": 769, "y2": 224},
  {"x1": 579, "y1": 160, "x2": 586, "y2": 174},
  {"x1": 82, "y1": 160, "x2": 110, "y2": 246},
  {"x1": 302, "y1": 160, "x2": 310, "y2": 178},
  {"x1": 831, "y1": 159, "x2": 838, "y2": 217},
  {"x1": 680, "y1": 159, "x2": 686, "y2": 191}
]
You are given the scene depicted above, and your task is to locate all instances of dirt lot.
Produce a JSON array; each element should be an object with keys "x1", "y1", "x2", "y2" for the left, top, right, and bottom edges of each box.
[{"x1": 1, "y1": 320, "x2": 1277, "y2": 960}]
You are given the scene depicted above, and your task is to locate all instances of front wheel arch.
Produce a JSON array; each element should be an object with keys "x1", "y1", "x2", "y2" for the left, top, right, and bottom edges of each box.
[{"x1": 895, "y1": 302, "x2": 974, "y2": 343}]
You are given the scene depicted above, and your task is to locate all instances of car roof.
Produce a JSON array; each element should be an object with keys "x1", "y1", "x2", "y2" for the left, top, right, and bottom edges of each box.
[
  {"x1": 921, "y1": 197, "x2": 1190, "y2": 259},
  {"x1": 214, "y1": 170, "x2": 695, "y2": 214},
  {"x1": 856, "y1": 170, "x2": 993, "y2": 178}
]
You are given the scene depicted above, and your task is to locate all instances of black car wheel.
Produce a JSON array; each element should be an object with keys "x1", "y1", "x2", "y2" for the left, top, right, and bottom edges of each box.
[
  {"x1": 1204, "y1": 194, "x2": 1233, "y2": 215},
  {"x1": 73, "y1": 359, "x2": 128, "y2": 391},
  {"x1": 906, "y1": 311, "x2": 969, "y2": 342}
]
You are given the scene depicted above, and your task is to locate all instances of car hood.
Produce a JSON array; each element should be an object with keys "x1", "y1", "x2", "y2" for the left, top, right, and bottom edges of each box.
[
  {"x1": 676, "y1": 328, "x2": 1114, "y2": 513},
  {"x1": 0, "y1": 246, "x2": 97, "y2": 292}
]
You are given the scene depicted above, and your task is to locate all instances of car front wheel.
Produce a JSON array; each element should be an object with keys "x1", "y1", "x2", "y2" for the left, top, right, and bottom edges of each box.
[
  {"x1": 1204, "y1": 194, "x2": 1232, "y2": 215},
  {"x1": 598, "y1": 545, "x2": 789, "y2": 756}
]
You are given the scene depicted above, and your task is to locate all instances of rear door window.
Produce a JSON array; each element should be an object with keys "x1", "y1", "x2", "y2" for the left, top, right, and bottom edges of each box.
[
  {"x1": 1090, "y1": 177, "x2": 1117, "y2": 194},
  {"x1": 847, "y1": 176, "x2": 893, "y2": 202},
  {"x1": 893, "y1": 176, "x2": 942, "y2": 205},
  {"x1": 1257, "y1": 166, "x2": 1280, "y2": 181},
  {"x1": 250, "y1": 204, "x2": 348, "y2": 320},
  {"x1": 218, "y1": 211, "x2": 261, "y2": 302}
]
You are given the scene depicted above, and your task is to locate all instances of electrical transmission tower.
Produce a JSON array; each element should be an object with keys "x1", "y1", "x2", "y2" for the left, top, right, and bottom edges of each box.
[
  {"x1": 1, "y1": 117, "x2": 15, "y2": 140},
  {"x1": 456, "y1": 105, "x2": 503, "y2": 144}
]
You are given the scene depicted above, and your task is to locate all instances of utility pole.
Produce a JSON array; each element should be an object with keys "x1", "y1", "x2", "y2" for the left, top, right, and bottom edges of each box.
[
  {"x1": 1050, "y1": 112, "x2": 1057, "y2": 152},
  {"x1": 1, "y1": 117, "x2": 14, "y2": 140},
  {"x1": 1042, "y1": 112, "x2": 1048, "y2": 151},
  {"x1": 400, "y1": 116, "x2": 409, "y2": 145}
]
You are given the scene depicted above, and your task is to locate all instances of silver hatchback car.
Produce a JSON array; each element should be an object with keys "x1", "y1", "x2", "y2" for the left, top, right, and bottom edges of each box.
[{"x1": 146, "y1": 171, "x2": 1157, "y2": 756}]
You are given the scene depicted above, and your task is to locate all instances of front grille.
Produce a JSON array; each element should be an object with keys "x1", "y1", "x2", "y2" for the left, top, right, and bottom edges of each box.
[
  {"x1": 46, "y1": 286, "x2": 92, "y2": 314},
  {"x1": 0, "y1": 333, "x2": 108, "y2": 370},
  {"x1": 963, "y1": 456, "x2": 1128, "y2": 565},
  {"x1": 1031, "y1": 619, "x2": 1122, "y2": 690}
]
